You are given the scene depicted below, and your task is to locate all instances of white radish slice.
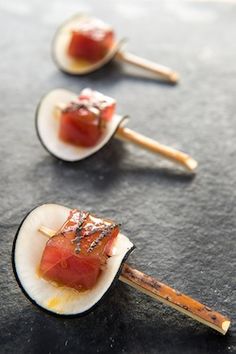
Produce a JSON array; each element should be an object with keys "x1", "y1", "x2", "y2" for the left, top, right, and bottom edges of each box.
[
  {"x1": 52, "y1": 14, "x2": 123, "y2": 75},
  {"x1": 35, "y1": 89, "x2": 126, "y2": 162},
  {"x1": 12, "y1": 204, "x2": 134, "y2": 316}
]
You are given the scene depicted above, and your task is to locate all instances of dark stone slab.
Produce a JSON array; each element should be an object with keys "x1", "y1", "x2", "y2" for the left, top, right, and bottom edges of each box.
[{"x1": 0, "y1": 0, "x2": 235, "y2": 353}]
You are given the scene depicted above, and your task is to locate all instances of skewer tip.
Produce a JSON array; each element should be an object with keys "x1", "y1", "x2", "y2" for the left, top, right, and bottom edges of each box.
[
  {"x1": 221, "y1": 320, "x2": 231, "y2": 335},
  {"x1": 169, "y1": 71, "x2": 180, "y2": 84},
  {"x1": 185, "y1": 157, "x2": 198, "y2": 172},
  {"x1": 39, "y1": 225, "x2": 55, "y2": 237}
]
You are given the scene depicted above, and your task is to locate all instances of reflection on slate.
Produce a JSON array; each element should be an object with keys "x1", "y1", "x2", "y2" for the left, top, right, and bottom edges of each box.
[{"x1": 0, "y1": 0, "x2": 235, "y2": 353}]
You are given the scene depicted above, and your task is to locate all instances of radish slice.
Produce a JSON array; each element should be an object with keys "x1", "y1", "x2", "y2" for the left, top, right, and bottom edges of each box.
[
  {"x1": 12, "y1": 204, "x2": 134, "y2": 316},
  {"x1": 52, "y1": 14, "x2": 123, "y2": 75},
  {"x1": 35, "y1": 88, "x2": 126, "y2": 162}
]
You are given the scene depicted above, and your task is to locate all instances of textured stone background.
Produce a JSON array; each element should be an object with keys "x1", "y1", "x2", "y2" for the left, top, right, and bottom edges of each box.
[{"x1": 0, "y1": 0, "x2": 236, "y2": 353}]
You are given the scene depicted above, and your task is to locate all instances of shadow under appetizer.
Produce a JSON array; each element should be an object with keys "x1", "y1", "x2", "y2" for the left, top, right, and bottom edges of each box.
[
  {"x1": 35, "y1": 88, "x2": 197, "y2": 172},
  {"x1": 52, "y1": 14, "x2": 179, "y2": 83},
  {"x1": 12, "y1": 204, "x2": 230, "y2": 335}
]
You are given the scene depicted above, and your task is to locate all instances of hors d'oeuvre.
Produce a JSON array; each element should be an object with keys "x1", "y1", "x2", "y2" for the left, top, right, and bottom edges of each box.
[
  {"x1": 52, "y1": 15, "x2": 179, "y2": 83},
  {"x1": 36, "y1": 88, "x2": 125, "y2": 161},
  {"x1": 13, "y1": 204, "x2": 134, "y2": 316},
  {"x1": 53, "y1": 15, "x2": 120, "y2": 76},
  {"x1": 12, "y1": 204, "x2": 230, "y2": 334},
  {"x1": 36, "y1": 88, "x2": 197, "y2": 171}
]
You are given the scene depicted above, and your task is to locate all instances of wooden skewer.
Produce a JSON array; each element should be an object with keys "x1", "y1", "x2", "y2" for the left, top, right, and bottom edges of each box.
[
  {"x1": 116, "y1": 126, "x2": 198, "y2": 172},
  {"x1": 120, "y1": 264, "x2": 230, "y2": 335},
  {"x1": 55, "y1": 104, "x2": 197, "y2": 172},
  {"x1": 115, "y1": 51, "x2": 179, "y2": 83},
  {"x1": 39, "y1": 225, "x2": 230, "y2": 335}
]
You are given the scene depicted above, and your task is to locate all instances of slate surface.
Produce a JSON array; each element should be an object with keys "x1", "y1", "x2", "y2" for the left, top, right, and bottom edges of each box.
[{"x1": 0, "y1": 0, "x2": 235, "y2": 353}]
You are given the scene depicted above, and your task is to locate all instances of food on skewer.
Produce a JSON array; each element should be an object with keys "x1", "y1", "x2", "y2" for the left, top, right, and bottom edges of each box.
[
  {"x1": 12, "y1": 204, "x2": 230, "y2": 335},
  {"x1": 52, "y1": 15, "x2": 179, "y2": 83},
  {"x1": 13, "y1": 204, "x2": 134, "y2": 316},
  {"x1": 36, "y1": 88, "x2": 197, "y2": 171},
  {"x1": 36, "y1": 88, "x2": 125, "y2": 162}
]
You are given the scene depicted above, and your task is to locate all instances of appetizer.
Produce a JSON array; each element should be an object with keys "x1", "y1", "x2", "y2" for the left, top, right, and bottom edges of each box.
[
  {"x1": 36, "y1": 88, "x2": 197, "y2": 171},
  {"x1": 12, "y1": 203, "x2": 230, "y2": 335},
  {"x1": 13, "y1": 204, "x2": 134, "y2": 316},
  {"x1": 52, "y1": 15, "x2": 179, "y2": 83}
]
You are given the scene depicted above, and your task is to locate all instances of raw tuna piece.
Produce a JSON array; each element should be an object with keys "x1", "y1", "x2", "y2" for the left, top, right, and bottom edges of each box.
[
  {"x1": 68, "y1": 18, "x2": 114, "y2": 62},
  {"x1": 59, "y1": 103, "x2": 101, "y2": 147},
  {"x1": 39, "y1": 209, "x2": 119, "y2": 291},
  {"x1": 59, "y1": 89, "x2": 116, "y2": 147}
]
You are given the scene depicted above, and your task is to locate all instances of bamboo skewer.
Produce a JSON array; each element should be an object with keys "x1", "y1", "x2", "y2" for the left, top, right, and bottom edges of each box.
[
  {"x1": 116, "y1": 126, "x2": 198, "y2": 172},
  {"x1": 120, "y1": 264, "x2": 230, "y2": 335},
  {"x1": 39, "y1": 225, "x2": 230, "y2": 335},
  {"x1": 115, "y1": 51, "x2": 179, "y2": 84}
]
